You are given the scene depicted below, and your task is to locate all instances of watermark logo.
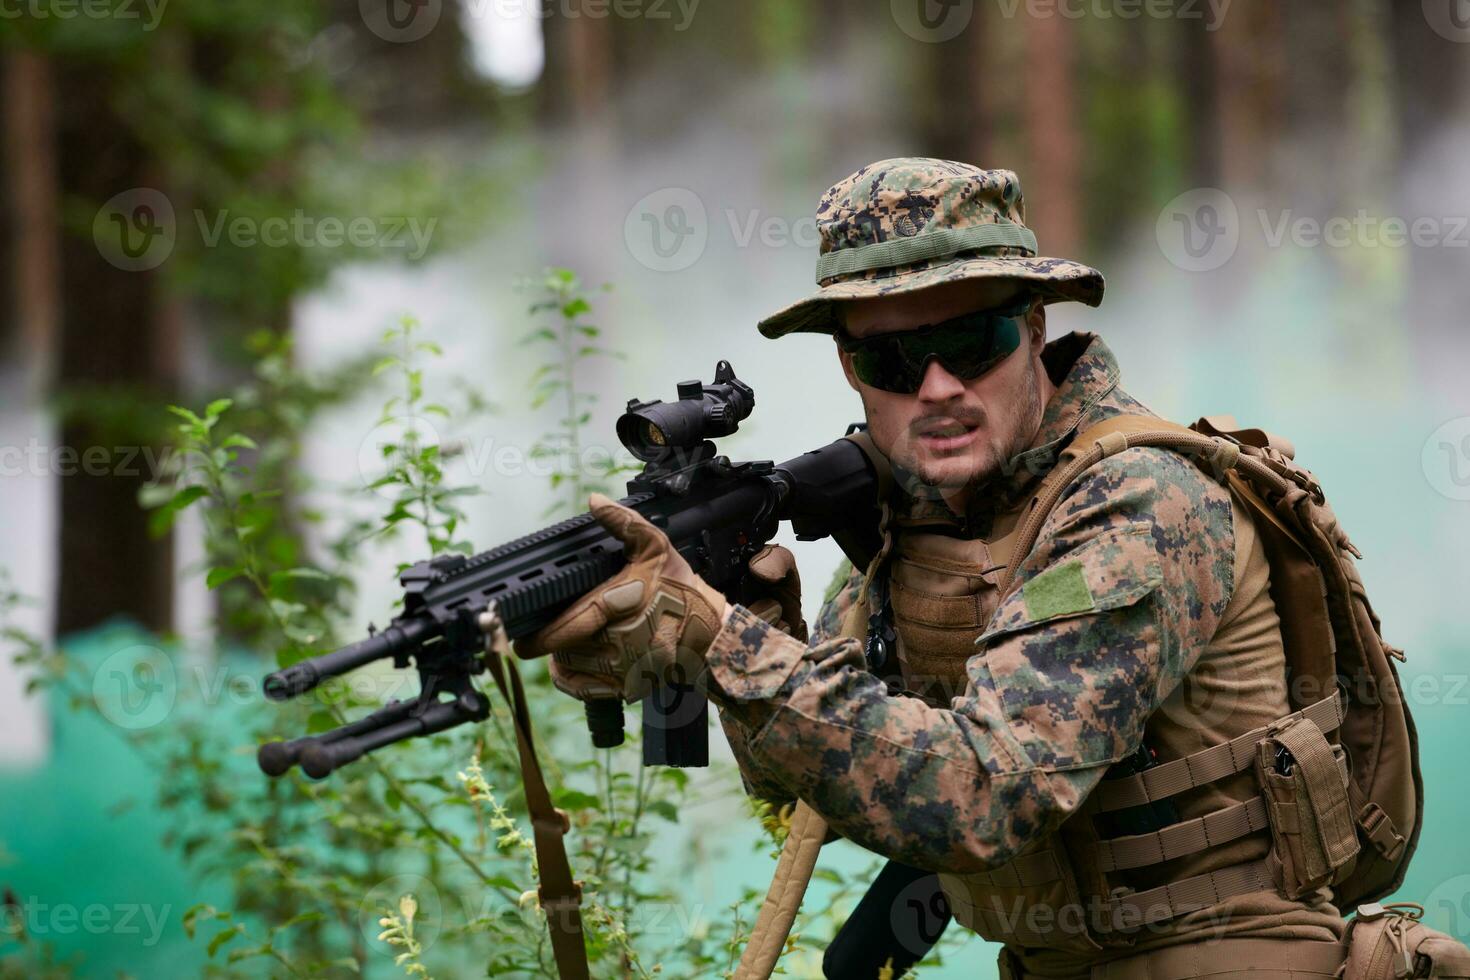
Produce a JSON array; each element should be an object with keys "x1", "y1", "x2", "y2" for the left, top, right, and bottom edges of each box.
[
  {"x1": 93, "y1": 190, "x2": 438, "y2": 271},
  {"x1": 92, "y1": 644, "x2": 177, "y2": 730},
  {"x1": 360, "y1": 0, "x2": 442, "y2": 42},
  {"x1": 887, "y1": 873, "x2": 952, "y2": 957},
  {"x1": 1156, "y1": 661, "x2": 1242, "y2": 730},
  {"x1": 1425, "y1": 873, "x2": 1470, "y2": 942},
  {"x1": 93, "y1": 188, "x2": 176, "y2": 272},
  {"x1": 1156, "y1": 187, "x2": 1239, "y2": 272},
  {"x1": 624, "y1": 187, "x2": 708, "y2": 272},
  {"x1": 891, "y1": 0, "x2": 974, "y2": 42},
  {"x1": 1158, "y1": 188, "x2": 1469, "y2": 272},
  {"x1": 1422, "y1": 417, "x2": 1470, "y2": 501},
  {"x1": 1424, "y1": 0, "x2": 1470, "y2": 43}
]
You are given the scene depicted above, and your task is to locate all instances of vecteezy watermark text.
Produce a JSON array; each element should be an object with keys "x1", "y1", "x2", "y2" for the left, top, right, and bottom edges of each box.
[
  {"x1": 0, "y1": 0, "x2": 167, "y2": 31},
  {"x1": 1157, "y1": 188, "x2": 1470, "y2": 272},
  {"x1": 93, "y1": 188, "x2": 438, "y2": 272}
]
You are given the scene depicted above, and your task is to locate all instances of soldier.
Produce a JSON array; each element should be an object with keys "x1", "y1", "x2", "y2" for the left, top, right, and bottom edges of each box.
[{"x1": 519, "y1": 159, "x2": 1358, "y2": 979}]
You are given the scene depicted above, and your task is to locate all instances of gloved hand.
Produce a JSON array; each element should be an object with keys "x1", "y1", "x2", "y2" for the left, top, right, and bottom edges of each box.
[
  {"x1": 514, "y1": 493, "x2": 730, "y2": 703},
  {"x1": 742, "y1": 544, "x2": 808, "y2": 643}
]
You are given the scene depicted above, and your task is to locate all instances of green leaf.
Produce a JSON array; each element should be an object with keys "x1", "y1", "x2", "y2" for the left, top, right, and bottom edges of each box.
[
  {"x1": 552, "y1": 789, "x2": 600, "y2": 811},
  {"x1": 207, "y1": 923, "x2": 243, "y2": 958},
  {"x1": 182, "y1": 904, "x2": 222, "y2": 940},
  {"x1": 220, "y1": 433, "x2": 258, "y2": 451},
  {"x1": 519, "y1": 327, "x2": 557, "y2": 346},
  {"x1": 226, "y1": 943, "x2": 272, "y2": 964},
  {"x1": 206, "y1": 398, "x2": 234, "y2": 419},
  {"x1": 646, "y1": 800, "x2": 680, "y2": 822},
  {"x1": 385, "y1": 788, "x2": 403, "y2": 811},
  {"x1": 172, "y1": 485, "x2": 209, "y2": 510},
  {"x1": 205, "y1": 566, "x2": 243, "y2": 590}
]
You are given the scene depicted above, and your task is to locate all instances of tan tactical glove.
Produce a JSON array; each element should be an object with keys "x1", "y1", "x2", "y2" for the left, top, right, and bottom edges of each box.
[
  {"x1": 514, "y1": 492, "x2": 730, "y2": 703},
  {"x1": 742, "y1": 544, "x2": 807, "y2": 643}
]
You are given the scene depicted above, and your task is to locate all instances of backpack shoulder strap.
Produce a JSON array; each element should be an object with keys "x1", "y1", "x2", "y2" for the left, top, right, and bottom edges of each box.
[{"x1": 996, "y1": 414, "x2": 1229, "y2": 595}]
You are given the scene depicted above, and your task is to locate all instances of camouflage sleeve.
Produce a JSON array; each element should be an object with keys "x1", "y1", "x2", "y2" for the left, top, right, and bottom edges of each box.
[
  {"x1": 810, "y1": 558, "x2": 864, "y2": 645},
  {"x1": 702, "y1": 447, "x2": 1236, "y2": 873},
  {"x1": 716, "y1": 558, "x2": 865, "y2": 807}
]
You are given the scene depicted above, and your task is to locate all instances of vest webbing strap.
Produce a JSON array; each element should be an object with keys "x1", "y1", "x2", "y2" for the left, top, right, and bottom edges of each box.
[
  {"x1": 479, "y1": 613, "x2": 590, "y2": 980},
  {"x1": 1095, "y1": 795, "x2": 1271, "y2": 873},
  {"x1": 1109, "y1": 858, "x2": 1276, "y2": 930},
  {"x1": 1094, "y1": 692, "x2": 1344, "y2": 813},
  {"x1": 1089, "y1": 936, "x2": 1345, "y2": 979},
  {"x1": 963, "y1": 847, "x2": 1064, "y2": 888}
]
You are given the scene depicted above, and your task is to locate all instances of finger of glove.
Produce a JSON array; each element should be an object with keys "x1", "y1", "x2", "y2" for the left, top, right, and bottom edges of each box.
[
  {"x1": 514, "y1": 595, "x2": 614, "y2": 660},
  {"x1": 745, "y1": 597, "x2": 807, "y2": 642},
  {"x1": 747, "y1": 544, "x2": 796, "y2": 584},
  {"x1": 589, "y1": 492, "x2": 669, "y2": 568},
  {"x1": 515, "y1": 497, "x2": 666, "y2": 658},
  {"x1": 548, "y1": 658, "x2": 623, "y2": 701}
]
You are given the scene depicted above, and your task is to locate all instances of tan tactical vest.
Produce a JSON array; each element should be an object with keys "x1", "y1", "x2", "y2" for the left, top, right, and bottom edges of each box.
[{"x1": 834, "y1": 415, "x2": 1423, "y2": 975}]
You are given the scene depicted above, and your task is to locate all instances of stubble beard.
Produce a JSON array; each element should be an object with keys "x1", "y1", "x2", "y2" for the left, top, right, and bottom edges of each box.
[{"x1": 891, "y1": 361, "x2": 1044, "y2": 499}]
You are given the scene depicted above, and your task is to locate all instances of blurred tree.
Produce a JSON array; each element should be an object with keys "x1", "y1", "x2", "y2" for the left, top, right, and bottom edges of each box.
[
  {"x1": 1023, "y1": 11, "x2": 1081, "y2": 256},
  {"x1": 5, "y1": 0, "x2": 501, "y2": 637},
  {"x1": 916, "y1": 25, "x2": 993, "y2": 167},
  {"x1": 1173, "y1": 3, "x2": 1221, "y2": 189},
  {"x1": 1214, "y1": 2, "x2": 1284, "y2": 192},
  {"x1": 1390, "y1": 0, "x2": 1470, "y2": 383},
  {"x1": 542, "y1": 0, "x2": 615, "y2": 124},
  {"x1": 1, "y1": 50, "x2": 59, "y2": 391},
  {"x1": 53, "y1": 51, "x2": 181, "y2": 634}
]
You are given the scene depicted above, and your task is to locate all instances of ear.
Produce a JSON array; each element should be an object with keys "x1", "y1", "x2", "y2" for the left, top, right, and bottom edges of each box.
[
  {"x1": 1024, "y1": 298, "x2": 1047, "y2": 352},
  {"x1": 836, "y1": 340, "x2": 861, "y2": 393}
]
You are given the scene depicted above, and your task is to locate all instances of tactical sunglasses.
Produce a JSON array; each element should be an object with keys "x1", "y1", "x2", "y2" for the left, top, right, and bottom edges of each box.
[{"x1": 835, "y1": 297, "x2": 1032, "y2": 394}]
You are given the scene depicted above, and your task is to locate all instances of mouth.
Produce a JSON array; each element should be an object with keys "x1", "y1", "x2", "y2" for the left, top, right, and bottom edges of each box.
[{"x1": 915, "y1": 419, "x2": 981, "y2": 453}]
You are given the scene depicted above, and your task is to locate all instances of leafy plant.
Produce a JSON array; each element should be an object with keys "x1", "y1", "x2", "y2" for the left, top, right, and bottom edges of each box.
[
  {"x1": 8, "y1": 274, "x2": 974, "y2": 977},
  {"x1": 520, "y1": 268, "x2": 633, "y2": 516}
]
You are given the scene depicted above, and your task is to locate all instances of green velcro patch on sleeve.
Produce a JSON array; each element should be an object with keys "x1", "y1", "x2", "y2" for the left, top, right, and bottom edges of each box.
[{"x1": 1021, "y1": 560, "x2": 1096, "y2": 622}]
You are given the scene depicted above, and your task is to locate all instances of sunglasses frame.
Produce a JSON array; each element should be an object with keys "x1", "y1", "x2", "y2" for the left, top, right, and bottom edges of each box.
[{"x1": 835, "y1": 295, "x2": 1037, "y2": 394}]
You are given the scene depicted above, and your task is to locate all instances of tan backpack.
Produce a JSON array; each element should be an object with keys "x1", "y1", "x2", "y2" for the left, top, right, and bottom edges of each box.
[{"x1": 998, "y1": 413, "x2": 1422, "y2": 910}]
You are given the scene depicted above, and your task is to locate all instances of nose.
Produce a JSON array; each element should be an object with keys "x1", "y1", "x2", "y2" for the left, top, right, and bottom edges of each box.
[{"x1": 915, "y1": 357, "x2": 966, "y2": 402}]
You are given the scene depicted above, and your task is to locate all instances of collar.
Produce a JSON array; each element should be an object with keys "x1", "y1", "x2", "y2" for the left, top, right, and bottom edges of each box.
[{"x1": 889, "y1": 331, "x2": 1125, "y2": 537}]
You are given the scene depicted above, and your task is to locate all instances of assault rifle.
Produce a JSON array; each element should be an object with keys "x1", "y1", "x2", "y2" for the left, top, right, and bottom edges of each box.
[{"x1": 257, "y1": 361, "x2": 886, "y2": 777}]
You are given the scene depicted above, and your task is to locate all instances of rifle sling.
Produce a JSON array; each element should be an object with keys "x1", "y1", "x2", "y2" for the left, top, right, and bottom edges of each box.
[{"x1": 482, "y1": 617, "x2": 591, "y2": 980}]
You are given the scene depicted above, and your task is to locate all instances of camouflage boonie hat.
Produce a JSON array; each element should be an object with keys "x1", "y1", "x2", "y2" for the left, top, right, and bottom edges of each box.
[{"x1": 758, "y1": 158, "x2": 1104, "y2": 339}]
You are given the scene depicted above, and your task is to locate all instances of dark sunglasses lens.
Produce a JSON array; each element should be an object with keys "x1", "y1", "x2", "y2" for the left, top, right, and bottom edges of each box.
[
  {"x1": 926, "y1": 316, "x2": 1021, "y2": 379},
  {"x1": 849, "y1": 315, "x2": 1023, "y2": 393},
  {"x1": 850, "y1": 341, "x2": 919, "y2": 392}
]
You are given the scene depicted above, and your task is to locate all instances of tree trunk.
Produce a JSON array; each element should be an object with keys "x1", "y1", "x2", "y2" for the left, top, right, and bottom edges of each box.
[
  {"x1": 53, "y1": 62, "x2": 178, "y2": 636},
  {"x1": 1022, "y1": 12, "x2": 1080, "y2": 257},
  {"x1": 1177, "y1": 6, "x2": 1222, "y2": 189},
  {"x1": 916, "y1": 23, "x2": 991, "y2": 168},
  {"x1": 2, "y1": 51, "x2": 60, "y2": 391}
]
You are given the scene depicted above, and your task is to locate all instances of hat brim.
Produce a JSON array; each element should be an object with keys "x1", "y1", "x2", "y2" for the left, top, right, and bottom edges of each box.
[{"x1": 757, "y1": 254, "x2": 1105, "y2": 339}]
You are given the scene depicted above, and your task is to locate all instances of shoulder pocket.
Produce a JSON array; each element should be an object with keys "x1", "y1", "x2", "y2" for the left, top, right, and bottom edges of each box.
[{"x1": 977, "y1": 523, "x2": 1163, "y2": 646}]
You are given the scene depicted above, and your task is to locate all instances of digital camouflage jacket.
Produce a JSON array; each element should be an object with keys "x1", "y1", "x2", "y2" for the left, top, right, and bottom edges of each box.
[{"x1": 706, "y1": 330, "x2": 1239, "y2": 873}]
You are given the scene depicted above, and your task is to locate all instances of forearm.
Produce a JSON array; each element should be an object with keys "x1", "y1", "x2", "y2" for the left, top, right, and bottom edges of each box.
[{"x1": 704, "y1": 605, "x2": 1093, "y2": 873}]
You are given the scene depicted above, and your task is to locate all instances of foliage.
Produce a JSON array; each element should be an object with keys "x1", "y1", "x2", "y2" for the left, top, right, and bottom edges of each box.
[
  {"x1": 5, "y1": 270, "x2": 981, "y2": 976},
  {"x1": 520, "y1": 268, "x2": 634, "y2": 517}
]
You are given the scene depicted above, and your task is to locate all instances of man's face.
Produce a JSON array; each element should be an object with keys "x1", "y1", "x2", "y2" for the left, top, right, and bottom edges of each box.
[{"x1": 836, "y1": 278, "x2": 1053, "y2": 498}]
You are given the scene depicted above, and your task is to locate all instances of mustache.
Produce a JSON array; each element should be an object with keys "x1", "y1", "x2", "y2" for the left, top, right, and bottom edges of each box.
[{"x1": 908, "y1": 408, "x2": 986, "y2": 436}]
